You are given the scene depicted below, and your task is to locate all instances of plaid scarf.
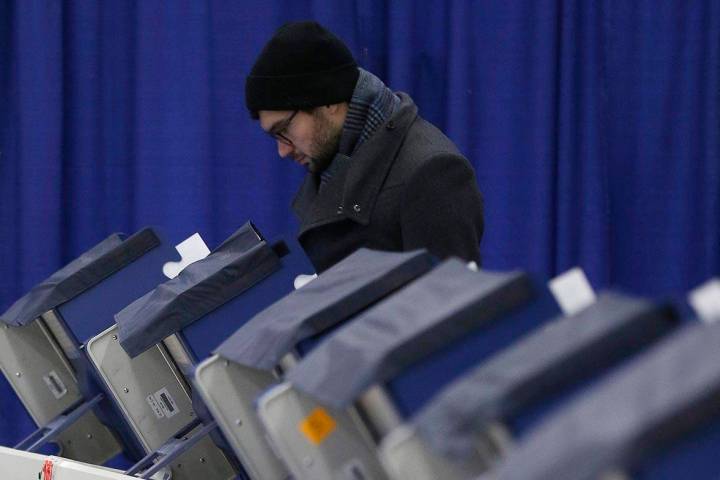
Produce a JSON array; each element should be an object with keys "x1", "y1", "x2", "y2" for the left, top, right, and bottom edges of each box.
[{"x1": 320, "y1": 68, "x2": 400, "y2": 186}]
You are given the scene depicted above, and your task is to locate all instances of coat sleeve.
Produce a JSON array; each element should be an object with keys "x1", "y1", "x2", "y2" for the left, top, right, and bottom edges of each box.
[{"x1": 400, "y1": 153, "x2": 484, "y2": 264}]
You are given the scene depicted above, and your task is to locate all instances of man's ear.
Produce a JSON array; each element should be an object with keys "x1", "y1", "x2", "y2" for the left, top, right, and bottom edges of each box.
[{"x1": 325, "y1": 102, "x2": 349, "y2": 121}]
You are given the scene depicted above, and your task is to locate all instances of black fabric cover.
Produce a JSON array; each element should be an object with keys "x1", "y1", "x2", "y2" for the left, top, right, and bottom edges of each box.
[
  {"x1": 492, "y1": 321, "x2": 720, "y2": 480},
  {"x1": 413, "y1": 292, "x2": 679, "y2": 459},
  {"x1": 0, "y1": 229, "x2": 160, "y2": 327},
  {"x1": 214, "y1": 248, "x2": 434, "y2": 370},
  {"x1": 117, "y1": 223, "x2": 279, "y2": 358},
  {"x1": 287, "y1": 260, "x2": 534, "y2": 409}
]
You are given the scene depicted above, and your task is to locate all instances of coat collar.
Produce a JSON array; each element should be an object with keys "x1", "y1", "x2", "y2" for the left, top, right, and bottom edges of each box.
[{"x1": 292, "y1": 93, "x2": 419, "y2": 237}]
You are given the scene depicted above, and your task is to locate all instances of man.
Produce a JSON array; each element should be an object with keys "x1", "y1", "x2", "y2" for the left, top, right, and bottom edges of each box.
[{"x1": 245, "y1": 21, "x2": 484, "y2": 272}]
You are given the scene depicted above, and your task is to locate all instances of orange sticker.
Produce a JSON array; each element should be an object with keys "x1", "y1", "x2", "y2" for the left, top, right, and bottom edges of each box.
[{"x1": 298, "y1": 407, "x2": 337, "y2": 445}]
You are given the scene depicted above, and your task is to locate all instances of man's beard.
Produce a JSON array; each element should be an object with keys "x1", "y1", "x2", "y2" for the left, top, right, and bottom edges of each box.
[{"x1": 307, "y1": 110, "x2": 342, "y2": 174}]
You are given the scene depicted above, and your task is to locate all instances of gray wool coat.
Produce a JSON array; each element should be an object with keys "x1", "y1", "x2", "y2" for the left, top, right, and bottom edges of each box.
[{"x1": 292, "y1": 92, "x2": 484, "y2": 273}]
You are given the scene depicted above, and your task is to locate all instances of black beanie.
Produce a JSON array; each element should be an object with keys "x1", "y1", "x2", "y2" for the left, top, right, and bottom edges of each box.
[{"x1": 245, "y1": 21, "x2": 359, "y2": 116}]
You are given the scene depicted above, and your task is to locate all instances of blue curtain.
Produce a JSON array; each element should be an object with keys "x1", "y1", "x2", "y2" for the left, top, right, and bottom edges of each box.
[{"x1": 1, "y1": 0, "x2": 718, "y2": 448}]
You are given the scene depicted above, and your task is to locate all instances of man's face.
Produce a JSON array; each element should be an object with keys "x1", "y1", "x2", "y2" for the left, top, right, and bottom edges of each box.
[{"x1": 259, "y1": 108, "x2": 342, "y2": 174}]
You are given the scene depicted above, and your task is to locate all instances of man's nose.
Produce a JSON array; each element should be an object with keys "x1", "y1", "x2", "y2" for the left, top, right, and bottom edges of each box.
[{"x1": 277, "y1": 141, "x2": 293, "y2": 158}]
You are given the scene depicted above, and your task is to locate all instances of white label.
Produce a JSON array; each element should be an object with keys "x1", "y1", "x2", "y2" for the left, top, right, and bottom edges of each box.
[
  {"x1": 548, "y1": 267, "x2": 597, "y2": 316},
  {"x1": 294, "y1": 273, "x2": 318, "y2": 290},
  {"x1": 43, "y1": 371, "x2": 67, "y2": 400},
  {"x1": 162, "y1": 233, "x2": 211, "y2": 279},
  {"x1": 688, "y1": 279, "x2": 720, "y2": 324},
  {"x1": 146, "y1": 394, "x2": 165, "y2": 419},
  {"x1": 153, "y1": 387, "x2": 179, "y2": 419}
]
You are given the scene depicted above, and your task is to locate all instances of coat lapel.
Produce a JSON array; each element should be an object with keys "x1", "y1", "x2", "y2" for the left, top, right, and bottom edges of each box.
[
  {"x1": 292, "y1": 154, "x2": 351, "y2": 236},
  {"x1": 292, "y1": 93, "x2": 419, "y2": 237}
]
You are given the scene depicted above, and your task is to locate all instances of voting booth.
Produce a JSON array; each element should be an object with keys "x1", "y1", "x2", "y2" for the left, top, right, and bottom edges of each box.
[
  {"x1": 475, "y1": 279, "x2": 720, "y2": 480},
  {"x1": 86, "y1": 222, "x2": 316, "y2": 479},
  {"x1": 486, "y1": 317, "x2": 720, "y2": 480},
  {"x1": 255, "y1": 259, "x2": 562, "y2": 480},
  {"x1": 3, "y1": 222, "x2": 716, "y2": 480},
  {"x1": 377, "y1": 292, "x2": 681, "y2": 480},
  {"x1": 194, "y1": 247, "x2": 436, "y2": 480},
  {"x1": 0, "y1": 228, "x2": 190, "y2": 465}
]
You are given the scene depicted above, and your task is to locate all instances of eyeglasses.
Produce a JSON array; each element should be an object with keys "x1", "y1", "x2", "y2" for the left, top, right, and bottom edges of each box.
[{"x1": 269, "y1": 110, "x2": 299, "y2": 146}]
